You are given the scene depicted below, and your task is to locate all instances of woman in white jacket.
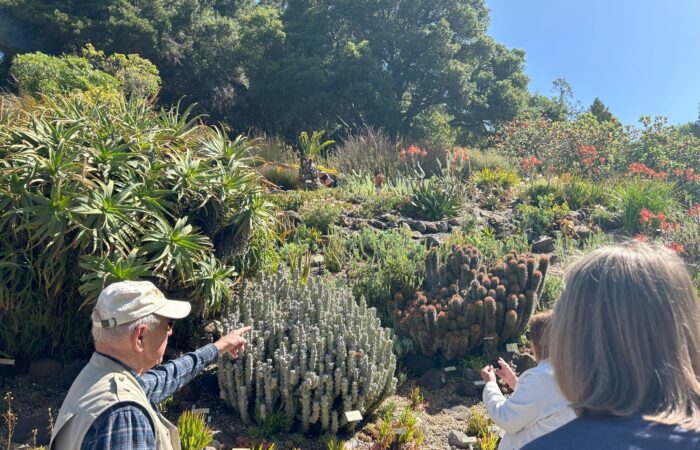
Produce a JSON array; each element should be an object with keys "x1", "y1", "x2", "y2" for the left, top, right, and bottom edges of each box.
[{"x1": 480, "y1": 310, "x2": 576, "y2": 450}]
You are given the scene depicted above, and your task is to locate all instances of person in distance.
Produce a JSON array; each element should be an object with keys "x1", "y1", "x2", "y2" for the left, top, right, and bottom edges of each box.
[{"x1": 480, "y1": 310, "x2": 576, "y2": 449}]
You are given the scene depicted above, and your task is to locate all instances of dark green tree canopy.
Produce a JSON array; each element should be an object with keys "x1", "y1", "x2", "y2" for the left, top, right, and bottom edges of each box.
[
  {"x1": 589, "y1": 97, "x2": 616, "y2": 123},
  {"x1": 0, "y1": 0, "x2": 529, "y2": 143}
]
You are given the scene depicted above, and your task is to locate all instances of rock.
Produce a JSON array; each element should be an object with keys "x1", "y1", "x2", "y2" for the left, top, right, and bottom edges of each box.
[
  {"x1": 410, "y1": 231, "x2": 423, "y2": 240},
  {"x1": 435, "y1": 221, "x2": 449, "y2": 233},
  {"x1": 442, "y1": 405, "x2": 472, "y2": 422},
  {"x1": 203, "y1": 320, "x2": 223, "y2": 337},
  {"x1": 60, "y1": 359, "x2": 88, "y2": 389},
  {"x1": 513, "y1": 352, "x2": 538, "y2": 374},
  {"x1": 205, "y1": 439, "x2": 223, "y2": 450},
  {"x1": 456, "y1": 379, "x2": 481, "y2": 398},
  {"x1": 28, "y1": 358, "x2": 62, "y2": 378},
  {"x1": 404, "y1": 353, "x2": 436, "y2": 377},
  {"x1": 385, "y1": 221, "x2": 398, "y2": 229},
  {"x1": 574, "y1": 224, "x2": 594, "y2": 241},
  {"x1": 407, "y1": 219, "x2": 427, "y2": 233},
  {"x1": 531, "y1": 236, "x2": 555, "y2": 253},
  {"x1": 368, "y1": 219, "x2": 386, "y2": 230},
  {"x1": 596, "y1": 211, "x2": 623, "y2": 230},
  {"x1": 448, "y1": 430, "x2": 474, "y2": 449},
  {"x1": 12, "y1": 414, "x2": 51, "y2": 446},
  {"x1": 461, "y1": 367, "x2": 478, "y2": 381},
  {"x1": 424, "y1": 222, "x2": 439, "y2": 233},
  {"x1": 417, "y1": 368, "x2": 446, "y2": 390},
  {"x1": 448, "y1": 218, "x2": 462, "y2": 227}
]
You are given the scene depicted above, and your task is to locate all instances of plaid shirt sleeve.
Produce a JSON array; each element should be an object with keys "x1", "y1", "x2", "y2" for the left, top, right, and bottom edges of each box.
[
  {"x1": 81, "y1": 404, "x2": 156, "y2": 450},
  {"x1": 81, "y1": 344, "x2": 219, "y2": 449},
  {"x1": 138, "y1": 343, "x2": 219, "y2": 404}
]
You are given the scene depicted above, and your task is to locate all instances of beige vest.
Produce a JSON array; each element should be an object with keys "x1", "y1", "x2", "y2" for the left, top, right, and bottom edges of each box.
[{"x1": 50, "y1": 353, "x2": 181, "y2": 450}]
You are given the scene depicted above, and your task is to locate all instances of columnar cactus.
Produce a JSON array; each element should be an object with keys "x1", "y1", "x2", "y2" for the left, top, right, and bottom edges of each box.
[
  {"x1": 393, "y1": 245, "x2": 548, "y2": 360},
  {"x1": 218, "y1": 272, "x2": 397, "y2": 434}
]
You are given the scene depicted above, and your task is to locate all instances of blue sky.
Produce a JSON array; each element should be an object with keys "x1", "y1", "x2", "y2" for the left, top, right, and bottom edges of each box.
[{"x1": 486, "y1": 0, "x2": 700, "y2": 126}]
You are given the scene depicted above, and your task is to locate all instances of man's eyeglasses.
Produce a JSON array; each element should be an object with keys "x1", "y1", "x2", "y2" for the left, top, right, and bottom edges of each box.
[{"x1": 166, "y1": 320, "x2": 175, "y2": 332}]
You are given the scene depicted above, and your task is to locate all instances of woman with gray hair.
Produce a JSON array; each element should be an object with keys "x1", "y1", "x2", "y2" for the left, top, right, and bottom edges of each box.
[{"x1": 523, "y1": 241, "x2": 700, "y2": 449}]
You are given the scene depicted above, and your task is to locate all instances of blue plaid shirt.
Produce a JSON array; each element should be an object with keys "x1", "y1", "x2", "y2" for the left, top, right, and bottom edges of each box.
[{"x1": 80, "y1": 344, "x2": 219, "y2": 450}]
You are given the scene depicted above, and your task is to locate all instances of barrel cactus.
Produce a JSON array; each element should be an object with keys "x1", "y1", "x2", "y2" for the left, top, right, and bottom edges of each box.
[
  {"x1": 218, "y1": 272, "x2": 397, "y2": 434},
  {"x1": 394, "y1": 245, "x2": 548, "y2": 360}
]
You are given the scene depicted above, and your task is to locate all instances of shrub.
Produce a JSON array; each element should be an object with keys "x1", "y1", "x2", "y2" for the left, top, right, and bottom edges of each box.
[
  {"x1": 177, "y1": 410, "x2": 213, "y2": 450},
  {"x1": 346, "y1": 228, "x2": 424, "y2": 321},
  {"x1": 449, "y1": 147, "x2": 514, "y2": 180},
  {"x1": 473, "y1": 167, "x2": 520, "y2": 191},
  {"x1": 0, "y1": 93, "x2": 272, "y2": 359},
  {"x1": 393, "y1": 245, "x2": 548, "y2": 360},
  {"x1": 218, "y1": 272, "x2": 397, "y2": 434},
  {"x1": 516, "y1": 197, "x2": 570, "y2": 237},
  {"x1": 521, "y1": 179, "x2": 566, "y2": 206},
  {"x1": 403, "y1": 177, "x2": 463, "y2": 221},
  {"x1": 299, "y1": 197, "x2": 343, "y2": 233},
  {"x1": 614, "y1": 178, "x2": 678, "y2": 234},
  {"x1": 11, "y1": 52, "x2": 117, "y2": 96},
  {"x1": 561, "y1": 177, "x2": 611, "y2": 210},
  {"x1": 660, "y1": 207, "x2": 700, "y2": 276},
  {"x1": 259, "y1": 164, "x2": 299, "y2": 190}
]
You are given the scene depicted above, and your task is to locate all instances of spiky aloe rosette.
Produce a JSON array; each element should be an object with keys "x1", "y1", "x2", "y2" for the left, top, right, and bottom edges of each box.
[
  {"x1": 393, "y1": 245, "x2": 548, "y2": 360},
  {"x1": 218, "y1": 272, "x2": 397, "y2": 434}
]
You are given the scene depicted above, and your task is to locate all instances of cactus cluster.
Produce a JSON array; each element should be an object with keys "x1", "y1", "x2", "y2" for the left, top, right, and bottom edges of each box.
[
  {"x1": 393, "y1": 245, "x2": 548, "y2": 360},
  {"x1": 218, "y1": 272, "x2": 397, "y2": 434}
]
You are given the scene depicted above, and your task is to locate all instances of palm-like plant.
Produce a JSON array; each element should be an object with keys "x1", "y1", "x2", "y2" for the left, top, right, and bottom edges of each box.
[
  {"x1": 0, "y1": 90, "x2": 269, "y2": 360},
  {"x1": 297, "y1": 130, "x2": 334, "y2": 189},
  {"x1": 141, "y1": 217, "x2": 212, "y2": 285}
]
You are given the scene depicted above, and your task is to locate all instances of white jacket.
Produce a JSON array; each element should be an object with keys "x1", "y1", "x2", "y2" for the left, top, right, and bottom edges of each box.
[{"x1": 482, "y1": 360, "x2": 576, "y2": 450}]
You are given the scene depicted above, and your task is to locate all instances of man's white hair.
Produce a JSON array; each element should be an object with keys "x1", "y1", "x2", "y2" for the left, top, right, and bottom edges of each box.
[{"x1": 91, "y1": 313, "x2": 161, "y2": 343}]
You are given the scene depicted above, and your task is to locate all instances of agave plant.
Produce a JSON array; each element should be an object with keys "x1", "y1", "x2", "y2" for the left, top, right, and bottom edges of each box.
[{"x1": 403, "y1": 177, "x2": 464, "y2": 221}]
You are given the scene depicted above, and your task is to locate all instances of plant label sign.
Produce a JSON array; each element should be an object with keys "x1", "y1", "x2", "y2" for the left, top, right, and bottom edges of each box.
[
  {"x1": 191, "y1": 408, "x2": 210, "y2": 415},
  {"x1": 393, "y1": 428, "x2": 406, "y2": 435},
  {"x1": 464, "y1": 436, "x2": 478, "y2": 443},
  {"x1": 0, "y1": 359, "x2": 15, "y2": 366},
  {"x1": 506, "y1": 343, "x2": 519, "y2": 353},
  {"x1": 345, "y1": 410, "x2": 363, "y2": 422},
  {"x1": 473, "y1": 380, "x2": 486, "y2": 386},
  {"x1": 444, "y1": 366, "x2": 456, "y2": 372}
]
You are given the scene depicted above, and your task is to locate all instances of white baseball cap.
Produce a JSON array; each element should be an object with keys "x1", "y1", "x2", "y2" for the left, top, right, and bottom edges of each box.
[{"x1": 92, "y1": 280, "x2": 191, "y2": 328}]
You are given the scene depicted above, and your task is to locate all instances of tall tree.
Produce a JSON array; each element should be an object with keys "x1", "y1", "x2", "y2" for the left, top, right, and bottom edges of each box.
[{"x1": 589, "y1": 97, "x2": 616, "y2": 123}]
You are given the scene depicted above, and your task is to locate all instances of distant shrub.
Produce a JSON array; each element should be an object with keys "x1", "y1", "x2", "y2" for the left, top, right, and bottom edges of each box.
[
  {"x1": 299, "y1": 197, "x2": 343, "y2": 233},
  {"x1": 474, "y1": 167, "x2": 520, "y2": 191},
  {"x1": 333, "y1": 127, "x2": 403, "y2": 177},
  {"x1": 259, "y1": 164, "x2": 298, "y2": 190},
  {"x1": 11, "y1": 52, "x2": 117, "y2": 95},
  {"x1": 614, "y1": 178, "x2": 678, "y2": 234}
]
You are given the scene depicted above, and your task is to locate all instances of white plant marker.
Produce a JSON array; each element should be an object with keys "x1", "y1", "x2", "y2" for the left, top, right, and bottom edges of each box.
[
  {"x1": 0, "y1": 359, "x2": 15, "y2": 365},
  {"x1": 345, "y1": 410, "x2": 363, "y2": 422},
  {"x1": 444, "y1": 366, "x2": 456, "y2": 372},
  {"x1": 506, "y1": 343, "x2": 519, "y2": 353},
  {"x1": 473, "y1": 380, "x2": 486, "y2": 386}
]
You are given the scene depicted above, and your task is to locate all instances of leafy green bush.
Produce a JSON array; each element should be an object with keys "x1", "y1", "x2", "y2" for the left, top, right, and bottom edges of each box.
[
  {"x1": 473, "y1": 167, "x2": 520, "y2": 191},
  {"x1": 403, "y1": 177, "x2": 463, "y2": 221},
  {"x1": 561, "y1": 177, "x2": 611, "y2": 210},
  {"x1": 516, "y1": 195, "x2": 570, "y2": 237},
  {"x1": 81, "y1": 44, "x2": 161, "y2": 98},
  {"x1": 521, "y1": 179, "x2": 566, "y2": 206},
  {"x1": 11, "y1": 52, "x2": 117, "y2": 95},
  {"x1": 660, "y1": 208, "x2": 700, "y2": 276},
  {"x1": 178, "y1": 410, "x2": 213, "y2": 450},
  {"x1": 0, "y1": 93, "x2": 272, "y2": 359},
  {"x1": 299, "y1": 198, "x2": 343, "y2": 233},
  {"x1": 332, "y1": 127, "x2": 404, "y2": 177},
  {"x1": 614, "y1": 178, "x2": 678, "y2": 234}
]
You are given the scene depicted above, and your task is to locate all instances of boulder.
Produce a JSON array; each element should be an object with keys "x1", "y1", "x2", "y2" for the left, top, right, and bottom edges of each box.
[
  {"x1": 404, "y1": 354, "x2": 436, "y2": 377},
  {"x1": 531, "y1": 236, "x2": 555, "y2": 253},
  {"x1": 447, "y1": 430, "x2": 474, "y2": 449},
  {"x1": 442, "y1": 405, "x2": 472, "y2": 422},
  {"x1": 424, "y1": 222, "x2": 439, "y2": 234},
  {"x1": 417, "y1": 368, "x2": 446, "y2": 390},
  {"x1": 435, "y1": 221, "x2": 449, "y2": 233}
]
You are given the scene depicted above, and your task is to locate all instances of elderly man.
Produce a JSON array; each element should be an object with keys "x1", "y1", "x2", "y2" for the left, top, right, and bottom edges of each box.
[{"x1": 50, "y1": 280, "x2": 250, "y2": 450}]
